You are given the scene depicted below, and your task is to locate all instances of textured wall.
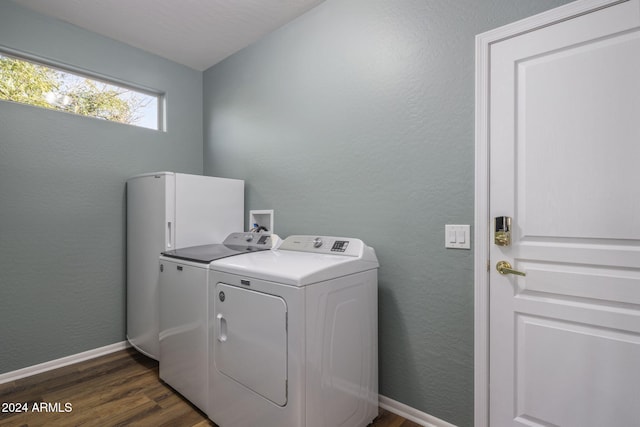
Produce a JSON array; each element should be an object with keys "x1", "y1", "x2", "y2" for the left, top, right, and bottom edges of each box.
[
  {"x1": 0, "y1": 2, "x2": 203, "y2": 374},
  {"x1": 203, "y1": 0, "x2": 573, "y2": 425}
]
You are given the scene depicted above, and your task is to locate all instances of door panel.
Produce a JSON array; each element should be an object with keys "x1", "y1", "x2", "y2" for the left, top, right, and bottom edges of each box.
[
  {"x1": 522, "y1": 262, "x2": 640, "y2": 306},
  {"x1": 488, "y1": 1, "x2": 640, "y2": 426},
  {"x1": 214, "y1": 283, "x2": 288, "y2": 406},
  {"x1": 515, "y1": 316, "x2": 640, "y2": 427},
  {"x1": 518, "y1": 32, "x2": 640, "y2": 240}
]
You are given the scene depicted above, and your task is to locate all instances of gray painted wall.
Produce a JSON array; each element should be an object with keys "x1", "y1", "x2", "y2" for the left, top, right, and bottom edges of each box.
[
  {"x1": 203, "y1": 0, "x2": 573, "y2": 425},
  {"x1": 0, "y1": 2, "x2": 203, "y2": 374}
]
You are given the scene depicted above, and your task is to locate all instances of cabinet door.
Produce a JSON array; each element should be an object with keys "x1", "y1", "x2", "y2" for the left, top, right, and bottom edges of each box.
[
  {"x1": 126, "y1": 173, "x2": 170, "y2": 360},
  {"x1": 214, "y1": 283, "x2": 288, "y2": 406}
]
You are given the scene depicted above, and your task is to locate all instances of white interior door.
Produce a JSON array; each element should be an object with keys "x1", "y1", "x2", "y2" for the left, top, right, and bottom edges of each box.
[{"x1": 487, "y1": 1, "x2": 640, "y2": 426}]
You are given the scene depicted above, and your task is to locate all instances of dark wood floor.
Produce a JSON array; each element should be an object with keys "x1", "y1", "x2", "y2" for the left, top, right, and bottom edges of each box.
[{"x1": 0, "y1": 348, "x2": 420, "y2": 426}]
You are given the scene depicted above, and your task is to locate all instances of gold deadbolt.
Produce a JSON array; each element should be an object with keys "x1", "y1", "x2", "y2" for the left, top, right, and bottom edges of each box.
[{"x1": 494, "y1": 216, "x2": 512, "y2": 246}]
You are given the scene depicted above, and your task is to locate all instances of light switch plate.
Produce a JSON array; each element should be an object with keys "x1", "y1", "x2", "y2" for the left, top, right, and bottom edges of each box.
[{"x1": 445, "y1": 224, "x2": 471, "y2": 249}]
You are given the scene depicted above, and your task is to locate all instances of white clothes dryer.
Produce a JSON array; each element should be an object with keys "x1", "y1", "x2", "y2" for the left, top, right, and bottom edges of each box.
[
  {"x1": 208, "y1": 235, "x2": 379, "y2": 427},
  {"x1": 158, "y1": 232, "x2": 276, "y2": 413}
]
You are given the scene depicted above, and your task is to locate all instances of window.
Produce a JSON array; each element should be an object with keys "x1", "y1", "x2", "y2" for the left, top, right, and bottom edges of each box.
[{"x1": 0, "y1": 52, "x2": 162, "y2": 130}]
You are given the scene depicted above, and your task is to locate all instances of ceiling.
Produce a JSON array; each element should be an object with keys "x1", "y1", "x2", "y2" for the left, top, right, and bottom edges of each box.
[{"x1": 13, "y1": 0, "x2": 326, "y2": 71}]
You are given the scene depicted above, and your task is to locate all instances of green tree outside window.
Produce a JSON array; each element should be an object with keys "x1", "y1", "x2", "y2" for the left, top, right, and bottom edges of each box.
[{"x1": 0, "y1": 54, "x2": 158, "y2": 129}]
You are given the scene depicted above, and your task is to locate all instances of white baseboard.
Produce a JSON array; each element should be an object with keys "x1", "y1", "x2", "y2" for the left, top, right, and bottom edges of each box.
[
  {"x1": 379, "y1": 395, "x2": 458, "y2": 427},
  {"x1": 0, "y1": 341, "x2": 130, "y2": 385}
]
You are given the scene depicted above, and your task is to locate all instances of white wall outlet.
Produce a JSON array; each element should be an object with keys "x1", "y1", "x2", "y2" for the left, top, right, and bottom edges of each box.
[{"x1": 445, "y1": 224, "x2": 471, "y2": 249}]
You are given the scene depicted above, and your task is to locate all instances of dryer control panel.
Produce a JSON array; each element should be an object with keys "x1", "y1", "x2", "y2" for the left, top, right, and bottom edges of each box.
[{"x1": 279, "y1": 235, "x2": 364, "y2": 257}]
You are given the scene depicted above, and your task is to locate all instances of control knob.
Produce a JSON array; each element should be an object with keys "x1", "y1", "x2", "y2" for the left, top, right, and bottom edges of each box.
[
  {"x1": 245, "y1": 234, "x2": 254, "y2": 242},
  {"x1": 313, "y1": 237, "x2": 323, "y2": 248}
]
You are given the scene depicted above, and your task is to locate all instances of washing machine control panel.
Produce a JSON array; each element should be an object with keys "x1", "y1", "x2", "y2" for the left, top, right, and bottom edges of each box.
[
  {"x1": 280, "y1": 235, "x2": 364, "y2": 257},
  {"x1": 222, "y1": 232, "x2": 274, "y2": 248}
]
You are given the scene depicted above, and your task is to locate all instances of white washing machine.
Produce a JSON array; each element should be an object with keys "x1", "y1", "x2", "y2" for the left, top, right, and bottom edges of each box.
[
  {"x1": 208, "y1": 235, "x2": 379, "y2": 427},
  {"x1": 158, "y1": 232, "x2": 277, "y2": 413}
]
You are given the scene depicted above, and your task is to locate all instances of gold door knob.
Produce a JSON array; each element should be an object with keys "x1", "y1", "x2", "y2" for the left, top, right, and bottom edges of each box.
[{"x1": 496, "y1": 261, "x2": 526, "y2": 276}]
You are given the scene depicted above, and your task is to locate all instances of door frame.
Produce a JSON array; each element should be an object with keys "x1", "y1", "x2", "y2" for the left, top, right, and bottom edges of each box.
[{"x1": 473, "y1": 1, "x2": 623, "y2": 425}]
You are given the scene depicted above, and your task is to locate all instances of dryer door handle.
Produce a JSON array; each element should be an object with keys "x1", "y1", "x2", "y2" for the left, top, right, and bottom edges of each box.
[{"x1": 217, "y1": 313, "x2": 227, "y2": 342}]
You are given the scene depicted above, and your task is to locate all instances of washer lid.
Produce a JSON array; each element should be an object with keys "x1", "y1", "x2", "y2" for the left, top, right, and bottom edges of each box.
[
  {"x1": 161, "y1": 244, "x2": 247, "y2": 263},
  {"x1": 161, "y1": 232, "x2": 273, "y2": 264}
]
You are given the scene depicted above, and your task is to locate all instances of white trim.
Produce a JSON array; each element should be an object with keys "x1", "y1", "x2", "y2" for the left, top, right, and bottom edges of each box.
[
  {"x1": 473, "y1": 1, "x2": 623, "y2": 426},
  {"x1": 474, "y1": 21, "x2": 491, "y2": 427},
  {"x1": 379, "y1": 395, "x2": 457, "y2": 427},
  {"x1": 0, "y1": 341, "x2": 130, "y2": 385}
]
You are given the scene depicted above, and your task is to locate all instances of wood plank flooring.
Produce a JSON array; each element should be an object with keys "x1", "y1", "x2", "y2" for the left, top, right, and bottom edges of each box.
[{"x1": 0, "y1": 348, "x2": 420, "y2": 427}]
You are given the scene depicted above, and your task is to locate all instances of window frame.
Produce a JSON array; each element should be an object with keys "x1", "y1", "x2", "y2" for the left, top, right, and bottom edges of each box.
[{"x1": 0, "y1": 46, "x2": 165, "y2": 131}]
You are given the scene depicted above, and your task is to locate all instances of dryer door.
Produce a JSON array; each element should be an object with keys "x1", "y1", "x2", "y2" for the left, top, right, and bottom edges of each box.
[{"x1": 214, "y1": 283, "x2": 288, "y2": 406}]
